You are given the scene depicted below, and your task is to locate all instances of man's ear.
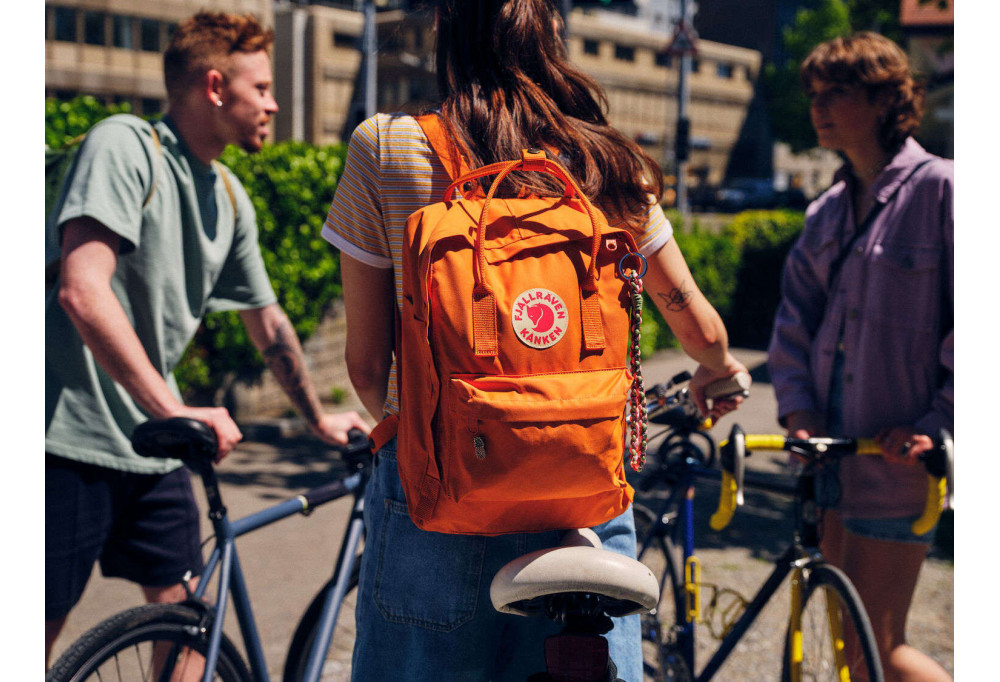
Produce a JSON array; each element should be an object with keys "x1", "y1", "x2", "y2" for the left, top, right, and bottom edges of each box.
[{"x1": 205, "y1": 68, "x2": 226, "y2": 108}]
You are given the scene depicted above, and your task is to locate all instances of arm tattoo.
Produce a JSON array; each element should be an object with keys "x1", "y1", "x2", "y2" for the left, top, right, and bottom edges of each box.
[
  {"x1": 658, "y1": 280, "x2": 693, "y2": 312},
  {"x1": 263, "y1": 321, "x2": 321, "y2": 424}
]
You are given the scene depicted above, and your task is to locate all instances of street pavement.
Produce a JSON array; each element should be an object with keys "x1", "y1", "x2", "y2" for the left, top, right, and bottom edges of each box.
[{"x1": 47, "y1": 347, "x2": 953, "y2": 679}]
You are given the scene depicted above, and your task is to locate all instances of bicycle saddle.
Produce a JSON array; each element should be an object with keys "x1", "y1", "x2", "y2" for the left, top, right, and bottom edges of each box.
[
  {"x1": 132, "y1": 417, "x2": 219, "y2": 464},
  {"x1": 490, "y1": 528, "x2": 659, "y2": 618}
]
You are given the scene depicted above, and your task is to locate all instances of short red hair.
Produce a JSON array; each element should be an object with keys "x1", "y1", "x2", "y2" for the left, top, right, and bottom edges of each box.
[{"x1": 163, "y1": 12, "x2": 274, "y2": 102}]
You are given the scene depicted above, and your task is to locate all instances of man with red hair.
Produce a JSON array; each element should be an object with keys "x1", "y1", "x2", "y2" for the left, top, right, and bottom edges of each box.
[{"x1": 45, "y1": 12, "x2": 367, "y2": 665}]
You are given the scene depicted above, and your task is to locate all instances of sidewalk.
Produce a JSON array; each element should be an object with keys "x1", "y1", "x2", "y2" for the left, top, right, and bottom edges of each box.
[{"x1": 47, "y1": 348, "x2": 953, "y2": 679}]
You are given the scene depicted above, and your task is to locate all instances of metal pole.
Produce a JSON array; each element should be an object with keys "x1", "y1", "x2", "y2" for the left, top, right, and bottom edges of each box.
[
  {"x1": 363, "y1": 0, "x2": 377, "y2": 120},
  {"x1": 676, "y1": 0, "x2": 691, "y2": 216},
  {"x1": 291, "y1": 5, "x2": 307, "y2": 140}
]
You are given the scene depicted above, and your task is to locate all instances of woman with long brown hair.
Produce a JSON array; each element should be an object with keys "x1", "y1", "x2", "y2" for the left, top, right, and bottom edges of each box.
[
  {"x1": 324, "y1": 1, "x2": 747, "y2": 677},
  {"x1": 769, "y1": 32, "x2": 953, "y2": 681}
]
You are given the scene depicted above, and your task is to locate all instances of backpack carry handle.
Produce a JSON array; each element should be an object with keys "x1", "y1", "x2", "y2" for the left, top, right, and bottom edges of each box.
[{"x1": 449, "y1": 149, "x2": 609, "y2": 357}]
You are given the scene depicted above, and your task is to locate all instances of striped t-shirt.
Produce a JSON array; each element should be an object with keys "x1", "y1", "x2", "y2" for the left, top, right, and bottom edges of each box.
[{"x1": 322, "y1": 113, "x2": 673, "y2": 416}]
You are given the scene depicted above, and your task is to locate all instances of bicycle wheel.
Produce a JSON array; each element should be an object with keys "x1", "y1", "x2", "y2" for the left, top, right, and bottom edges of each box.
[
  {"x1": 782, "y1": 564, "x2": 884, "y2": 682},
  {"x1": 634, "y1": 503, "x2": 691, "y2": 682},
  {"x1": 283, "y1": 556, "x2": 362, "y2": 682},
  {"x1": 46, "y1": 603, "x2": 250, "y2": 682}
]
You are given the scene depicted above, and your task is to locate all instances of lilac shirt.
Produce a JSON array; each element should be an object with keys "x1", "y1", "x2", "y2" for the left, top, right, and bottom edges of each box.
[{"x1": 768, "y1": 138, "x2": 953, "y2": 519}]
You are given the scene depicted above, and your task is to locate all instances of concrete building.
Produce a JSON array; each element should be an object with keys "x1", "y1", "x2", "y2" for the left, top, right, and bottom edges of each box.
[
  {"x1": 45, "y1": 0, "x2": 761, "y2": 193},
  {"x1": 900, "y1": 0, "x2": 953, "y2": 160},
  {"x1": 368, "y1": 3, "x2": 762, "y2": 192},
  {"x1": 44, "y1": 0, "x2": 274, "y2": 115}
]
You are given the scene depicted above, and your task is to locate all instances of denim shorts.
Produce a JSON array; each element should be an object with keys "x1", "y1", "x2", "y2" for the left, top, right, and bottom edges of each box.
[
  {"x1": 351, "y1": 438, "x2": 642, "y2": 681},
  {"x1": 842, "y1": 514, "x2": 936, "y2": 545}
]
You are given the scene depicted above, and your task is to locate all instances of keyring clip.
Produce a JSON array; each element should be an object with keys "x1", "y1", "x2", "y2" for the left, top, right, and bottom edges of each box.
[{"x1": 618, "y1": 252, "x2": 648, "y2": 279}]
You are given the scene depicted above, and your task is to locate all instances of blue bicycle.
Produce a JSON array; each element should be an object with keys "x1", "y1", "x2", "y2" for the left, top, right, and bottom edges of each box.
[{"x1": 45, "y1": 418, "x2": 370, "y2": 682}]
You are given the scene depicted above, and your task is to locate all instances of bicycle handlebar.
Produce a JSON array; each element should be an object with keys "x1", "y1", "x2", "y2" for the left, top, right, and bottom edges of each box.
[
  {"x1": 131, "y1": 417, "x2": 371, "y2": 469},
  {"x1": 710, "y1": 425, "x2": 954, "y2": 535}
]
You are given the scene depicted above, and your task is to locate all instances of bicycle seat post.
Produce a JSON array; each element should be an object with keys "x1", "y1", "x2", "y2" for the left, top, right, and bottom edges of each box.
[{"x1": 194, "y1": 462, "x2": 228, "y2": 524}]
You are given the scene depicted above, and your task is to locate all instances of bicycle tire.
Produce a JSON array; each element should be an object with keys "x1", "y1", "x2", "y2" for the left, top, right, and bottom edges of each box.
[
  {"x1": 46, "y1": 603, "x2": 250, "y2": 682},
  {"x1": 781, "y1": 563, "x2": 884, "y2": 682},
  {"x1": 283, "y1": 557, "x2": 362, "y2": 682},
  {"x1": 634, "y1": 503, "x2": 691, "y2": 682}
]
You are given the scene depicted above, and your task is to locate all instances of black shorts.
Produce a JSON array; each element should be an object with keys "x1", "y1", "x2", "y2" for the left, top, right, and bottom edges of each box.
[{"x1": 45, "y1": 453, "x2": 203, "y2": 621}]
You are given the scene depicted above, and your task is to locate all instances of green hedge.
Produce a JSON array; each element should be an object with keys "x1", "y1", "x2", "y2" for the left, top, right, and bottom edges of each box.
[
  {"x1": 45, "y1": 96, "x2": 348, "y2": 400},
  {"x1": 177, "y1": 142, "x2": 347, "y2": 399},
  {"x1": 48, "y1": 96, "x2": 806, "y2": 397},
  {"x1": 641, "y1": 209, "x2": 805, "y2": 355}
]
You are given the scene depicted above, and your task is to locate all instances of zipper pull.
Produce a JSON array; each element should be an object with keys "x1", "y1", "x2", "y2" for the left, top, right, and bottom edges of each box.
[{"x1": 473, "y1": 436, "x2": 487, "y2": 460}]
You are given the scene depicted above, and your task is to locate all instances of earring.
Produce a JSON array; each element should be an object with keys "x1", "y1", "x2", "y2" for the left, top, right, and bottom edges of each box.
[{"x1": 216, "y1": 100, "x2": 223, "y2": 108}]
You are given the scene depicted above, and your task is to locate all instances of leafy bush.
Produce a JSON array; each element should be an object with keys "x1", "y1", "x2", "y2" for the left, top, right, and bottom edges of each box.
[
  {"x1": 45, "y1": 96, "x2": 348, "y2": 399},
  {"x1": 45, "y1": 96, "x2": 133, "y2": 148},
  {"x1": 176, "y1": 141, "x2": 347, "y2": 399},
  {"x1": 720, "y1": 210, "x2": 805, "y2": 348},
  {"x1": 639, "y1": 208, "x2": 804, "y2": 356}
]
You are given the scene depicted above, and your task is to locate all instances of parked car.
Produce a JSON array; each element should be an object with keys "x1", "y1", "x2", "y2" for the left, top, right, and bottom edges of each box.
[{"x1": 712, "y1": 178, "x2": 777, "y2": 212}]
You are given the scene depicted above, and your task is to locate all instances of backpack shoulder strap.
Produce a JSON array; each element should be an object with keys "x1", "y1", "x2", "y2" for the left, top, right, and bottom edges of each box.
[
  {"x1": 414, "y1": 113, "x2": 471, "y2": 181},
  {"x1": 142, "y1": 124, "x2": 161, "y2": 209},
  {"x1": 212, "y1": 161, "x2": 238, "y2": 222}
]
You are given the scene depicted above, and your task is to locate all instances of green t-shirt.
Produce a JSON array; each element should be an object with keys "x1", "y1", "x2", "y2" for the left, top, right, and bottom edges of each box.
[{"x1": 45, "y1": 114, "x2": 277, "y2": 474}]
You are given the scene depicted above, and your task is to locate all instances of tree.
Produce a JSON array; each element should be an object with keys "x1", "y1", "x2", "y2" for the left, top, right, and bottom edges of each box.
[{"x1": 763, "y1": 0, "x2": 905, "y2": 152}]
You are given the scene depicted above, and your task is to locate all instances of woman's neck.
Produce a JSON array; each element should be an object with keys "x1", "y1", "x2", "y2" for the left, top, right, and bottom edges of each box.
[{"x1": 845, "y1": 145, "x2": 892, "y2": 191}]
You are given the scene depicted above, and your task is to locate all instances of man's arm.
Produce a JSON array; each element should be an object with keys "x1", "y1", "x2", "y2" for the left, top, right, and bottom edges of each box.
[
  {"x1": 58, "y1": 216, "x2": 244, "y2": 458},
  {"x1": 240, "y1": 303, "x2": 369, "y2": 444}
]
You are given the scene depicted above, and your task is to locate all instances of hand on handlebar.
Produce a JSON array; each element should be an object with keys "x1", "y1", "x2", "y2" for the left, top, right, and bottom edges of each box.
[
  {"x1": 784, "y1": 410, "x2": 827, "y2": 466},
  {"x1": 170, "y1": 405, "x2": 243, "y2": 462},
  {"x1": 875, "y1": 426, "x2": 933, "y2": 466},
  {"x1": 689, "y1": 360, "x2": 750, "y2": 420},
  {"x1": 308, "y1": 411, "x2": 371, "y2": 446}
]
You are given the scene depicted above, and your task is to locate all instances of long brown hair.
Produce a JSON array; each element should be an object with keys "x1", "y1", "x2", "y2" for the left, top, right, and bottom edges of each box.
[{"x1": 434, "y1": 0, "x2": 663, "y2": 229}]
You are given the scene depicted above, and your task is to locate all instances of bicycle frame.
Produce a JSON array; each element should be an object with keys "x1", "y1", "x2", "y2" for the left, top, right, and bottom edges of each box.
[
  {"x1": 637, "y1": 456, "x2": 841, "y2": 682},
  {"x1": 189, "y1": 463, "x2": 366, "y2": 682}
]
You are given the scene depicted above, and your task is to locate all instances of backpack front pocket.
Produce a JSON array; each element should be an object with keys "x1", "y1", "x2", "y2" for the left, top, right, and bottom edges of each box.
[{"x1": 443, "y1": 367, "x2": 631, "y2": 503}]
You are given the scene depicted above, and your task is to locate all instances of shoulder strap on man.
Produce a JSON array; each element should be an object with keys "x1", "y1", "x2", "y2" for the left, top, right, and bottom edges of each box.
[
  {"x1": 143, "y1": 124, "x2": 161, "y2": 209},
  {"x1": 213, "y1": 161, "x2": 238, "y2": 220},
  {"x1": 414, "y1": 113, "x2": 472, "y2": 181}
]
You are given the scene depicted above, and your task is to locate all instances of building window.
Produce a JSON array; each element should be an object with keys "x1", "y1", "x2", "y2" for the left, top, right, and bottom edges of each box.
[
  {"x1": 583, "y1": 39, "x2": 599, "y2": 56},
  {"x1": 83, "y1": 11, "x2": 106, "y2": 46},
  {"x1": 333, "y1": 32, "x2": 357, "y2": 49},
  {"x1": 113, "y1": 16, "x2": 134, "y2": 49},
  {"x1": 691, "y1": 58, "x2": 701, "y2": 73},
  {"x1": 54, "y1": 6, "x2": 77, "y2": 42},
  {"x1": 656, "y1": 51, "x2": 672, "y2": 68},
  {"x1": 140, "y1": 18, "x2": 159, "y2": 52},
  {"x1": 614, "y1": 44, "x2": 635, "y2": 62},
  {"x1": 716, "y1": 62, "x2": 734, "y2": 79}
]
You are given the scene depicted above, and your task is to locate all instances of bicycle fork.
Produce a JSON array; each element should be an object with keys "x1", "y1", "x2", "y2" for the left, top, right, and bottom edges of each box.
[{"x1": 787, "y1": 566, "x2": 851, "y2": 682}]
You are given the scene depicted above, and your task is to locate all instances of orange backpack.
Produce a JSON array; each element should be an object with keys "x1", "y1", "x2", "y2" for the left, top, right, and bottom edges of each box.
[{"x1": 370, "y1": 115, "x2": 648, "y2": 535}]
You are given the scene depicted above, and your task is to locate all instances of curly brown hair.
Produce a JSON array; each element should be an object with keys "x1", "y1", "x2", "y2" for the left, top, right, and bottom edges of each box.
[
  {"x1": 800, "y1": 31, "x2": 924, "y2": 151},
  {"x1": 163, "y1": 12, "x2": 274, "y2": 102}
]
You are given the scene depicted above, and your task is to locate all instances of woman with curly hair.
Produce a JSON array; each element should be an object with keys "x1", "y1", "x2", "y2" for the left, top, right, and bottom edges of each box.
[{"x1": 769, "y1": 32, "x2": 952, "y2": 681}]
